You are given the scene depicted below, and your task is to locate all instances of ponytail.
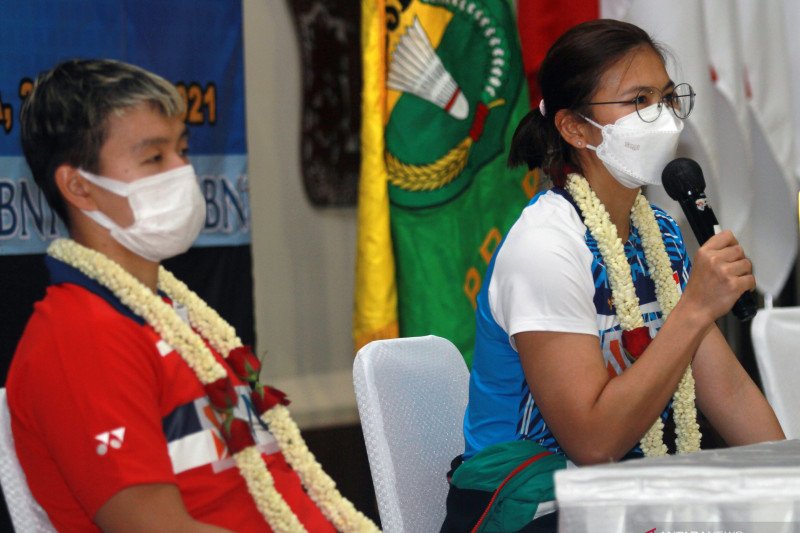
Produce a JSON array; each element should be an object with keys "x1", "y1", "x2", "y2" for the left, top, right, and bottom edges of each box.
[{"x1": 508, "y1": 106, "x2": 571, "y2": 186}]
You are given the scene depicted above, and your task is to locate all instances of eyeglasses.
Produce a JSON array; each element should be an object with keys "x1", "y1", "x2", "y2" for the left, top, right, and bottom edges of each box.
[{"x1": 582, "y1": 82, "x2": 696, "y2": 123}]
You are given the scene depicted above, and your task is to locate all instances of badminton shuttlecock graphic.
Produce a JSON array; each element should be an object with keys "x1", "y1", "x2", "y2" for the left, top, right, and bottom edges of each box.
[{"x1": 388, "y1": 17, "x2": 469, "y2": 120}]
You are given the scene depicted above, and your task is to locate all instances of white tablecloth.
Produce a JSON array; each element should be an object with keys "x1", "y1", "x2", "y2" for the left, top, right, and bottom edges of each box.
[{"x1": 555, "y1": 439, "x2": 800, "y2": 533}]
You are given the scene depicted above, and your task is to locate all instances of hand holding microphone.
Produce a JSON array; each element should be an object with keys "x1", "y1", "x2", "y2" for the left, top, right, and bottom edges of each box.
[{"x1": 662, "y1": 158, "x2": 757, "y2": 321}]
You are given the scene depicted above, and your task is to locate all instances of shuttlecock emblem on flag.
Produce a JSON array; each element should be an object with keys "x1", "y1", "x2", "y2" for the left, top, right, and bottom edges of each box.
[
  {"x1": 384, "y1": 0, "x2": 521, "y2": 208},
  {"x1": 388, "y1": 17, "x2": 470, "y2": 120}
]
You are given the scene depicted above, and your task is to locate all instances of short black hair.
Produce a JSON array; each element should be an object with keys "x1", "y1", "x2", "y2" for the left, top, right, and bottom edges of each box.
[{"x1": 20, "y1": 59, "x2": 185, "y2": 227}]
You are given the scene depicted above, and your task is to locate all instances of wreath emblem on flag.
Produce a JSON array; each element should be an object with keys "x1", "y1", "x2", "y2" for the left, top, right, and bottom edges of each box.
[{"x1": 384, "y1": 0, "x2": 521, "y2": 208}]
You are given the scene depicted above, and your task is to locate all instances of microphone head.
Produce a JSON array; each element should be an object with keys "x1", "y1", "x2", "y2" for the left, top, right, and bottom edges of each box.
[{"x1": 662, "y1": 158, "x2": 706, "y2": 201}]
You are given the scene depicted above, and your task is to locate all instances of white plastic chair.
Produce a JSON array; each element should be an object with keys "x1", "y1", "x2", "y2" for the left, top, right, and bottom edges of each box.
[
  {"x1": 0, "y1": 388, "x2": 56, "y2": 532},
  {"x1": 353, "y1": 335, "x2": 469, "y2": 533},
  {"x1": 751, "y1": 307, "x2": 800, "y2": 439}
]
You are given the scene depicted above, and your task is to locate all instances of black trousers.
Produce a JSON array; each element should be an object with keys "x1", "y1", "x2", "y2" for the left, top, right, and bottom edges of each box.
[
  {"x1": 439, "y1": 455, "x2": 559, "y2": 533},
  {"x1": 520, "y1": 511, "x2": 559, "y2": 533}
]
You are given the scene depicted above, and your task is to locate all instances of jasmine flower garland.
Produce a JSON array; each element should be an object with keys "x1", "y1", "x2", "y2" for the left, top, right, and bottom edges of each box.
[
  {"x1": 158, "y1": 267, "x2": 378, "y2": 531},
  {"x1": 565, "y1": 174, "x2": 701, "y2": 457},
  {"x1": 48, "y1": 238, "x2": 380, "y2": 533}
]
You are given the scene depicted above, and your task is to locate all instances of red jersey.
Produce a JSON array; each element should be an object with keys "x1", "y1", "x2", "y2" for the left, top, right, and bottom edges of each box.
[{"x1": 7, "y1": 257, "x2": 334, "y2": 532}]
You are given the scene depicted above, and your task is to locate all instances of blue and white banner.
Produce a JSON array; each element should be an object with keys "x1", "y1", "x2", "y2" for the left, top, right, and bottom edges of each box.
[{"x1": 0, "y1": 0, "x2": 248, "y2": 255}]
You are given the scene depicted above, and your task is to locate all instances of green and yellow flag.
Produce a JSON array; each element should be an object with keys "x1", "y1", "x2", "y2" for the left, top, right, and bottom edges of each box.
[{"x1": 355, "y1": 0, "x2": 542, "y2": 366}]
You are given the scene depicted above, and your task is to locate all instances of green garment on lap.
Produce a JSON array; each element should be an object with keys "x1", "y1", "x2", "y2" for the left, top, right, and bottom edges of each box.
[{"x1": 450, "y1": 440, "x2": 566, "y2": 532}]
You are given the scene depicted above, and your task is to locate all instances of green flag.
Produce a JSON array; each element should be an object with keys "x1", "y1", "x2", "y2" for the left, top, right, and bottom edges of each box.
[{"x1": 384, "y1": 0, "x2": 541, "y2": 366}]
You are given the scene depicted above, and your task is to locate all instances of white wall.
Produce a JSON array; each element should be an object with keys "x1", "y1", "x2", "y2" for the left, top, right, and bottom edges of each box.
[{"x1": 243, "y1": 0, "x2": 359, "y2": 428}]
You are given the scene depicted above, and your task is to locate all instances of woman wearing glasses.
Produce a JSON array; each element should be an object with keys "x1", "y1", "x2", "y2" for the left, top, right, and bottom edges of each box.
[{"x1": 441, "y1": 19, "x2": 783, "y2": 533}]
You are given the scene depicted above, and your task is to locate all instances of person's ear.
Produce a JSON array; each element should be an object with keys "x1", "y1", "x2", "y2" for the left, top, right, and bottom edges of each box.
[
  {"x1": 554, "y1": 109, "x2": 592, "y2": 150},
  {"x1": 54, "y1": 164, "x2": 97, "y2": 211}
]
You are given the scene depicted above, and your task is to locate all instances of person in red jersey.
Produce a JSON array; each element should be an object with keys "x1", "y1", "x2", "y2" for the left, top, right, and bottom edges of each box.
[{"x1": 8, "y1": 59, "x2": 374, "y2": 533}]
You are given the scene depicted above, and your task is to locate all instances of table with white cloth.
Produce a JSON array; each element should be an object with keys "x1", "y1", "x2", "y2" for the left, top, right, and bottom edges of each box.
[{"x1": 555, "y1": 439, "x2": 800, "y2": 533}]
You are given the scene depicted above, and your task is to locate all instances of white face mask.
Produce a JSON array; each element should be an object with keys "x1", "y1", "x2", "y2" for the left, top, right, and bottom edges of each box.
[
  {"x1": 80, "y1": 164, "x2": 206, "y2": 262},
  {"x1": 583, "y1": 104, "x2": 684, "y2": 189}
]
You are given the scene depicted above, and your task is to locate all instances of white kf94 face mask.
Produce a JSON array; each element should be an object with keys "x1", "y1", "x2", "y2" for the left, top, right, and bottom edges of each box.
[
  {"x1": 582, "y1": 103, "x2": 684, "y2": 189},
  {"x1": 80, "y1": 164, "x2": 206, "y2": 262}
]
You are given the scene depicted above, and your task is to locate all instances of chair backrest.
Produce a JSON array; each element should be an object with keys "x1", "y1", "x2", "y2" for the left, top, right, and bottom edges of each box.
[
  {"x1": 751, "y1": 308, "x2": 800, "y2": 439},
  {"x1": 353, "y1": 335, "x2": 469, "y2": 533},
  {"x1": 0, "y1": 388, "x2": 56, "y2": 532}
]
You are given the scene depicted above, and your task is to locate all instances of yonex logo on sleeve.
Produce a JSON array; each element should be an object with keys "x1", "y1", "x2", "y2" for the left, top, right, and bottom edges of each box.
[{"x1": 95, "y1": 427, "x2": 126, "y2": 456}]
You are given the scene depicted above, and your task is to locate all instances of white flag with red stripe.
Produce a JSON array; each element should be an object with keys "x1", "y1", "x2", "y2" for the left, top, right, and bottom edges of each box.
[
  {"x1": 703, "y1": 0, "x2": 753, "y2": 242},
  {"x1": 736, "y1": 0, "x2": 797, "y2": 299}
]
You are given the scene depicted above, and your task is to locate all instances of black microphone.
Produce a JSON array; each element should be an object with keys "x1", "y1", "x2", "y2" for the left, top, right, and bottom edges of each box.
[{"x1": 662, "y1": 157, "x2": 757, "y2": 321}]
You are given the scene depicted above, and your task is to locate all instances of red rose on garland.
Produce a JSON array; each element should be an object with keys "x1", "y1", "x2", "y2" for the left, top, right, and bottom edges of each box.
[
  {"x1": 204, "y1": 377, "x2": 239, "y2": 410},
  {"x1": 221, "y1": 417, "x2": 256, "y2": 454},
  {"x1": 227, "y1": 345, "x2": 262, "y2": 384},
  {"x1": 251, "y1": 384, "x2": 291, "y2": 415}
]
